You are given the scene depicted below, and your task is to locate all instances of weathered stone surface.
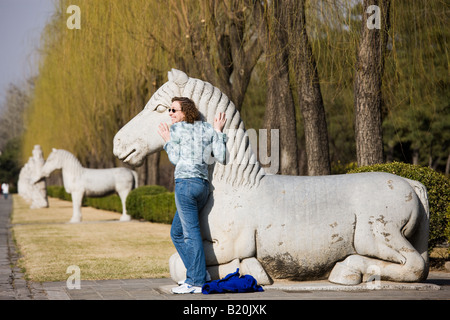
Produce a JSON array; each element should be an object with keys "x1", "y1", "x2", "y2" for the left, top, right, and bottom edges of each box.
[
  {"x1": 114, "y1": 69, "x2": 430, "y2": 286},
  {"x1": 18, "y1": 145, "x2": 49, "y2": 209}
]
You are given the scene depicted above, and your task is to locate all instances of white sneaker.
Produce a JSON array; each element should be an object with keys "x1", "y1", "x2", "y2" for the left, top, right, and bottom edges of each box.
[{"x1": 171, "y1": 283, "x2": 202, "y2": 294}]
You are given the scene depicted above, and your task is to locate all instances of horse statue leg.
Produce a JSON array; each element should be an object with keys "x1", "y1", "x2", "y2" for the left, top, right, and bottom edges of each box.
[
  {"x1": 169, "y1": 225, "x2": 273, "y2": 285},
  {"x1": 329, "y1": 206, "x2": 428, "y2": 285},
  {"x1": 240, "y1": 257, "x2": 272, "y2": 284},
  {"x1": 70, "y1": 191, "x2": 83, "y2": 223},
  {"x1": 117, "y1": 189, "x2": 131, "y2": 221}
]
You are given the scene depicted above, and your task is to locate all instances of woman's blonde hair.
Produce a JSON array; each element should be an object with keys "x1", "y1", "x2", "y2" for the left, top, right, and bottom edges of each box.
[{"x1": 172, "y1": 97, "x2": 200, "y2": 124}]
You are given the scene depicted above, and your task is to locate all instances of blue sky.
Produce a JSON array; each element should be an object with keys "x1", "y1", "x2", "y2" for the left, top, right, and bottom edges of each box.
[{"x1": 0, "y1": 0, "x2": 55, "y2": 111}]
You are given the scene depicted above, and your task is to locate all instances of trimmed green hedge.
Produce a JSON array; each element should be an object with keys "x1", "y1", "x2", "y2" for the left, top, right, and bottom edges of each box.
[
  {"x1": 133, "y1": 193, "x2": 176, "y2": 224},
  {"x1": 126, "y1": 185, "x2": 175, "y2": 223},
  {"x1": 348, "y1": 162, "x2": 450, "y2": 252},
  {"x1": 125, "y1": 185, "x2": 168, "y2": 219},
  {"x1": 85, "y1": 195, "x2": 123, "y2": 213},
  {"x1": 47, "y1": 185, "x2": 72, "y2": 202},
  {"x1": 47, "y1": 185, "x2": 176, "y2": 224}
]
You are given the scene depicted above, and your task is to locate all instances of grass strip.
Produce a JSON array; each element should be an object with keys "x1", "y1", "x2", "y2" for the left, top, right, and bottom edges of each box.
[{"x1": 11, "y1": 195, "x2": 176, "y2": 282}]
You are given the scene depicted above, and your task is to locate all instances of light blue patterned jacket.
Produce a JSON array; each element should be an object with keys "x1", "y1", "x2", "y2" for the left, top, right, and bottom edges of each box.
[{"x1": 163, "y1": 121, "x2": 227, "y2": 181}]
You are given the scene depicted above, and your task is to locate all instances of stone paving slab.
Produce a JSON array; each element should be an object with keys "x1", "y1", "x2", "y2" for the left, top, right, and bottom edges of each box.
[
  {"x1": 1, "y1": 196, "x2": 449, "y2": 302},
  {"x1": 30, "y1": 271, "x2": 449, "y2": 301}
]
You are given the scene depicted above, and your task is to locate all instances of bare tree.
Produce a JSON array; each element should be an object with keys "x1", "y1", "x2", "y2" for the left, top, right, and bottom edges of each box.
[
  {"x1": 260, "y1": 0, "x2": 299, "y2": 175},
  {"x1": 354, "y1": 0, "x2": 391, "y2": 166},
  {"x1": 168, "y1": 0, "x2": 264, "y2": 111},
  {"x1": 0, "y1": 80, "x2": 33, "y2": 151},
  {"x1": 288, "y1": 0, "x2": 331, "y2": 176}
]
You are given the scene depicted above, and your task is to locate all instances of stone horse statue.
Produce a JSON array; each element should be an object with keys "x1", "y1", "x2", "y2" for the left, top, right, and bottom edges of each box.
[
  {"x1": 113, "y1": 69, "x2": 429, "y2": 285},
  {"x1": 35, "y1": 148, "x2": 138, "y2": 223}
]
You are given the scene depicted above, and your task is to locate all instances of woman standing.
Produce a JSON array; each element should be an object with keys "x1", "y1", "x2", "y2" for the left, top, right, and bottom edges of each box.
[{"x1": 158, "y1": 97, "x2": 227, "y2": 294}]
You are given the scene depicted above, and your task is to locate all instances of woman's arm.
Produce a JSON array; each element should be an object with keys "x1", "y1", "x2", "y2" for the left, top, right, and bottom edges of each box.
[{"x1": 159, "y1": 122, "x2": 180, "y2": 165}]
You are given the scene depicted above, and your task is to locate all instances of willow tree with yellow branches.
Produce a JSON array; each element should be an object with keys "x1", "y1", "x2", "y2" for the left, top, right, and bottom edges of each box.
[
  {"x1": 22, "y1": 1, "x2": 174, "y2": 183},
  {"x1": 21, "y1": 0, "x2": 449, "y2": 187}
]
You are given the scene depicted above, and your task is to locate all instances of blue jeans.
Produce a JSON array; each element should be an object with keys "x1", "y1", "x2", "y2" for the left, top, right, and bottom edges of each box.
[{"x1": 171, "y1": 178, "x2": 210, "y2": 286}]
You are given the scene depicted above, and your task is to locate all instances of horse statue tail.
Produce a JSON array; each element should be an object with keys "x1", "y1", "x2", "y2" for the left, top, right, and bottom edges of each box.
[
  {"x1": 131, "y1": 170, "x2": 139, "y2": 189},
  {"x1": 404, "y1": 178, "x2": 430, "y2": 280}
]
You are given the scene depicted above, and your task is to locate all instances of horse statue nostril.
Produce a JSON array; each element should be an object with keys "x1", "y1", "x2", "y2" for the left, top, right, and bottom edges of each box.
[{"x1": 113, "y1": 137, "x2": 123, "y2": 157}]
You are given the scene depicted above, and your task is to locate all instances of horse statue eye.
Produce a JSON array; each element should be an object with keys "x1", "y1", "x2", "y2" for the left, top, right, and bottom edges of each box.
[{"x1": 155, "y1": 105, "x2": 167, "y2": 113}]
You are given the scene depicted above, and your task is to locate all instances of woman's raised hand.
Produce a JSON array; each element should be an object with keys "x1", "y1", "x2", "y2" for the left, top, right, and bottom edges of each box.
[
  {"x1": 214, "y1": 112, "x2": 226, "y2": 133},
  {"x1": 157, "y1": 122, "x2": 171, "y2": 142}
]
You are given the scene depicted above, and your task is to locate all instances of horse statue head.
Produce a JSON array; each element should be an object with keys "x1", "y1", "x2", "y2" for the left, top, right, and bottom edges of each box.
[
  {"x1": 113, "y1": 69, "x2": 264, "y2": 187},
  {"x1": 32, "y1": 148, "x2": 83, "y2": 183},
  {"x1": 113, "y1": 69, "x2": 184, "y2": 167},
  {"x1": 31, "y1": 148, "x2": 61, "y2": 184},
  {"x1": 40, "y1": 148, "x2": 63, "y2": 177}
]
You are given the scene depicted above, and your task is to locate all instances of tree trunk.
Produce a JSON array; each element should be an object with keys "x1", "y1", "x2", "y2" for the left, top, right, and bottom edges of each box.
[
  {"x1": 354, "y1": 0, "x2": 390, "y2": 167},
  {"x1": 136, "y1": 157, "x2": 148, "y2": 186},
  {"x1": 288, "y1": 0, "x2": 330, "y2": 176},
  {"x1": 146, "y1": 152, "x2": 160, "y2": 185},
  {"x1": 412, "y1": 148, "x2": 420, "y2": 165},
  {"x1": 262, "y1": 0, "x2": 299, "y2": 175},
  {"x1": 188, "y1": 1, "x2": 263, "y2": 111},
  {"x1": 445, "y1": 153, "x2": 450, "y2": 175}
]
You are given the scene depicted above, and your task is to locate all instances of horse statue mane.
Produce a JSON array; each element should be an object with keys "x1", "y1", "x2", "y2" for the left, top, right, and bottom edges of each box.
[
  {"x1": 163, "y1": 69, "x2": 266, "y2": 188},
  {"x1": 53, "y1": 149, "x2": 84, "y2": 175}
]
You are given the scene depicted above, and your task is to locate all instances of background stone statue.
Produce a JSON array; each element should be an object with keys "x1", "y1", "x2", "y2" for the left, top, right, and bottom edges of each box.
[
  {"x1": 30, "y1": 145, "x2": 49, "y2": 209},
  {"x1": 33, "y1": 148, "x2": 138, "y2": 223},
  {"x1": 113, "y1": 69, "x2": 429, "y2": 286},
  {"x1": 18, "y1": 145, "x2": 49, "y2": 209},
  {"x1": 18, "y1": 161, "x2": 32, "y2": 202}
]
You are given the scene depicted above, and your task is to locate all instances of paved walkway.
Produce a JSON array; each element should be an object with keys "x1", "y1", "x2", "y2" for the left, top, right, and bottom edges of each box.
[
  {"x1": 1, "y1": 196, "x2": 449, "y2": 302},
  {"x1": 0, "y1": 196, "x2": 48, "y2": 300}
]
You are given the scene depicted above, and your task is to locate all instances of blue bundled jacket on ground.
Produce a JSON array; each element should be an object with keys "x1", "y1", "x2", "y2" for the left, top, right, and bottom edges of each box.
[{"x1": 201, "y1": 269, "x2": 264, "y2": 294}]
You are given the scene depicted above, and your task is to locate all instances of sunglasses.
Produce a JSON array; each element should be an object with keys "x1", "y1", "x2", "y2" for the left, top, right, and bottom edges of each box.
[{"x1": 168, "y1": 108, "x2": 182, "y2": 113}]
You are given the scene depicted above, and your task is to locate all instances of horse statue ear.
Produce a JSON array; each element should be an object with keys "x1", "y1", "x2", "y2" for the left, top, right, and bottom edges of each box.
[{"x1": 168, "y1": 68, "x2": 189, "y2": 88}]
